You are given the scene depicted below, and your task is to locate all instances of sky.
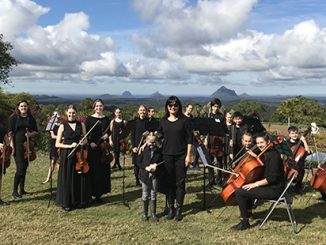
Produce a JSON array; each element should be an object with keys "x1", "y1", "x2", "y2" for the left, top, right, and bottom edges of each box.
[{"x1": 1, "y1": 0, "x2": 326, "y2": 96}]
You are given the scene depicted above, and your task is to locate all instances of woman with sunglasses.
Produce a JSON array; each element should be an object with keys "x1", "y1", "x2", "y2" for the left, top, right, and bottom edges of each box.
[{"x1": 158, "y1": 96, "x2": 193, "y2": 221}]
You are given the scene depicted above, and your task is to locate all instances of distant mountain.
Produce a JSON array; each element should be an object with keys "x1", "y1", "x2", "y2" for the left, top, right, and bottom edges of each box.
[
  {"x1": 210, "y1": 86, "x2": 238, "y2": 98},
  {"x1": 240, "y1": 93, "x2": 250, "y2": 98},
  {"x1": 150, "y1": 91, "x2": 165, "y2": 99},
  {"x1": 99, "y1": 93, "x2": 114, "y2": 99},
  {"x1": 34, "y1": 94, "x2": 61, "y2": 99},
  {"x1": 121, "y1": 91, "x2": 133, "y2": 98}
]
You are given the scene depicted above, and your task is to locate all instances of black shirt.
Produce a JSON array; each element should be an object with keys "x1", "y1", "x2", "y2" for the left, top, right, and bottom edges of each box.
[
  {"x1": 131, "y1": 117, "x2": 148, "y2": 148},
  {"x1": 158, "y1": 117, "x2": 193, "y2": 155},
  {"x1": 8, "y1": 114, "x2": 38, "y2": 143},
  {"x1": 260, "y1": 147, "x2": 285, "y2": 189}
]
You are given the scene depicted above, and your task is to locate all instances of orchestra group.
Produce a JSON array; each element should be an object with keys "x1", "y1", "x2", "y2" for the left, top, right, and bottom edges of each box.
[{"x1": 0, "y1": 96, "x2": 325, "y2": 231}]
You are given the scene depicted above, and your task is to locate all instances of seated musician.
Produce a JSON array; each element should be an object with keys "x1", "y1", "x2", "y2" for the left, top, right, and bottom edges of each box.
[
  {"x1": 231, "y1": 133, "x2": 253, "y2": 169},
  {"x1": 287, "y1": 126, "x2": 311, "y2": 193},
  {"x1": 231, "y1": 133, "x2": 285, "y2": 231}
]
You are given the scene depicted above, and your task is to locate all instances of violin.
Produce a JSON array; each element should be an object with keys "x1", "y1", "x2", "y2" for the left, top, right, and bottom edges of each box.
[
  {"x1": 119, "y1": 139, "x2": 128, "y2": 155},
  {"x1": 98, "y1": 138, "x2": 113, "y2": 163},
  {"x1": 221, "y1": 143, "x2": 273, "y2": 205},
  {"x1": 24, "y1": 129, "x2": 37, "y2": 162},
  {"x1": 75, "y1": 145, "x2": 90, "y2": 174},
  {"x1": 310, "y1": 163, "x2": 326, "y2": 192}
]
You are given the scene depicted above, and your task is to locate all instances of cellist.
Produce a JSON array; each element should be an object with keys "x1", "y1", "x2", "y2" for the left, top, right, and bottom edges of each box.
[
  {"x1": 7, "y1": 100, "x2": 38, "y2": 199},
  {"x1": 231, "y1": 133, "x2": 285, "y2": 231},
  {"x1": 287, "y1": 126, "x2": 311, "y2": 193}
]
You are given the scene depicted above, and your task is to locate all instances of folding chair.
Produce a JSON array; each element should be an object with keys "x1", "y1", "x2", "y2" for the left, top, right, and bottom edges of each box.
[{"x1": 259, "y1": 174, "x2": 297, "y2": 233}]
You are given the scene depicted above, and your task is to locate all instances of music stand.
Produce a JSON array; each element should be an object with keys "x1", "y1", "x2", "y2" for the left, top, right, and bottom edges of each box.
[{"x1": 191, "y1": 117, "x2": 226, "y2": 210}]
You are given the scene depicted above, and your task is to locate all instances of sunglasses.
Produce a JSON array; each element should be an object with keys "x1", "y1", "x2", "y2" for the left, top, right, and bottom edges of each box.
[{"x1": 168, "y1": 104, "x2": 179, "y2": 108}]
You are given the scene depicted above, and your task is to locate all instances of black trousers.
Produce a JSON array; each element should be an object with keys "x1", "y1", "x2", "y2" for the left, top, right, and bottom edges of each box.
[
  {"x1": 208, "y1": 153, "x2": 223, "y2": 184},
  {"x1": 235, "y1": 186, "x2": 283, "y2": 219},
  {"x1": 163, "y1": 154, "x2": 187, "y2": 207},
  {"x1": 13, "y1": 143, "x2": 29, "y2": 192},
  {"x1": 132, "y1": 153, "x2": 140, "y2": 183}
]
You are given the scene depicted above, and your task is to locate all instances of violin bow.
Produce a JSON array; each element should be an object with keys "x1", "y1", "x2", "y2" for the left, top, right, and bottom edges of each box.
[{"x1": 67, "y1": 120, "x2": 101, "y2": 158}]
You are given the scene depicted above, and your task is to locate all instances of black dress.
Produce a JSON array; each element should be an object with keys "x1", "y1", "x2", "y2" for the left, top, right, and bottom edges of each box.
[
  {"x1": 85, "y1": 116, "x2": 111, "y2": 199},
  {"x1": 49, "y1": 124, "x2": 59, "y2": 160},
  {"x1": 56, "y1": 121, "x2": 91, "y2": 209}
]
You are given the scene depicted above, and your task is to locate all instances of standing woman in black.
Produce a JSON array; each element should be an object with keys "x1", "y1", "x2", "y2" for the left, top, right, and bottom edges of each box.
[
  {"x1": 109, "y1": 107, "x2": 125, "y2": 170},
  {"x1": 8, "y1": 100, "x2": 38, "y2": 198},
  {"x1": 231, "y1": 133, "x2": 285, "y2": 230},
  {"x1": 85, "y1": 99, "x2": 111, "y2": 203},
  {"x1": 158, "y1": 96, "x2": 193, "y2": 221},
  {"x1": 43, "y1": 111, "x2": 61, "y2": 184},
  {"x1": 55, "y1": 105, "x2": 91, "y2": 211}
]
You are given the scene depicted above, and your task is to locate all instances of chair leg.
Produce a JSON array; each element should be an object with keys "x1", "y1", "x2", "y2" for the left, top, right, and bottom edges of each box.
[{"x1": 259, "y1": 202, "x2": 277, "y2": 229}]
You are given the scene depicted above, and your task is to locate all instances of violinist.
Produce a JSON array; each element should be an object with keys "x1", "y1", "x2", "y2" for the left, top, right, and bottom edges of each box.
[
  {"x1": 43, "y1": 111, "x2": 61, "y2": 184},
  {"x1": 205, "y1": 98, "x2": 226, "y2": 187},
  {"x1": 158, "y1": 96, "x2": 193, "y2": 221},
  {"x1": 287, "y1": 126, "x2": 311, "y2": 193},
  {"x1": 131, "y1": 105, "x2": 148, "y2": 186},
  {"x1": 55, "y1": 105, "x2": 91, "y2": 211},
  {"x1": 231, "y1": 133, "x2": 285, "y2": 231},
  {"x1": 85, "y1": 99, "x2": 111, "y2": 203},
  {"x1": 8, "y1": 100, "x2": 38, "y2": 199},
  {"x1": 184, "y1": 104, "x2": 199, "y2": 169},
  {"x1": 136, "y1": 132, "x2": 162, "y2": 221},
  {"x1": 109, "y1": 107, "x2": 125, "y2": 170}
]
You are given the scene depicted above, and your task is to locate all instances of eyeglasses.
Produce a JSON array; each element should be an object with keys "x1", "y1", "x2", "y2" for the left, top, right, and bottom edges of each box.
[{"x1": 168, "y1": 104, "x2": 179, "y2": 108}]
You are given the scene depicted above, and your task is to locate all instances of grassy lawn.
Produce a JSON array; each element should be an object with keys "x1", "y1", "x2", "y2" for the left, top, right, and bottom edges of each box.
[{"x1": 1, "y1": 152, "x2": 326, "y2": 245}]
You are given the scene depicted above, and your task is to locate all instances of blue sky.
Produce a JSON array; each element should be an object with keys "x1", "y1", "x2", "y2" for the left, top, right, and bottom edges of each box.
[{"x1": 1, "y1": 0, "x2": 326, "y2": 96}]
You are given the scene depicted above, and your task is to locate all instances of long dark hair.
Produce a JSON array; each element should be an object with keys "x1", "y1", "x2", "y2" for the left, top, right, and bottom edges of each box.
[
  {"x1": 14, "y1": 100, "x2": 32, "y2": 116},
  {"x1": 163, "y1": 96, "x2": 184, "y2": 119}
]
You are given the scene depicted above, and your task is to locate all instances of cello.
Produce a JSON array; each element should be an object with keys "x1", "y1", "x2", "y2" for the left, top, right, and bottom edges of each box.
[
  {"x1": 310, "y1": 162, "x2": 326, "y2": 192},
  {"x1": 284, "y1": 129, "x2": 310, "y2": 181},
  {"x1": 221, "y1": 143, "x2": 273, "y2": 205}
]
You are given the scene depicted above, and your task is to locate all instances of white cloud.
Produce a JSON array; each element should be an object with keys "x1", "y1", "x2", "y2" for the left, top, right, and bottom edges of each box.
[{"x1": 0, "y1": 0, "x2": 49, "y2": 40}]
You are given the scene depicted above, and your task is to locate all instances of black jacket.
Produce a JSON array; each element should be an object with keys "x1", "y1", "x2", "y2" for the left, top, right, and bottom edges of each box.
[{"x1": 136, "y1": 146, "x2": 162, "y2": 184}]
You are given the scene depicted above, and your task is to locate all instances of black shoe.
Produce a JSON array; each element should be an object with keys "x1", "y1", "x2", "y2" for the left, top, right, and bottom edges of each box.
[
  {"x1": 64, "y1": 207, "x2": 72, "y2": 212},
  {"x1": 112, "y1": 164, "x2": 117, "y2": 169},
  {"x1": 167, "y1": 207, "x2": 175, "y2": 220},
  {"x1": 96, "y1": 197, "x2": 103, "y2": 204},
  {"x1": 20, "y1": 190, "x2": 31, "y2": 195},
  {"x1": 12, "y1": 192, "x2": 22, "y2": 199},
  {"x1": 136, "y1": 181, "x2": 141, "y2": 187},
  {"x1": 231, "y1": 219, "x2": 250, "y2": 231},
  {"x1": 150, "y1": 200, "x2": 159, "y2": 222},
  {"x1": 175, "y1": 208, "x2": 183, "y2": 221},
  {"x1": 0, "y1": 199, "x2": 10, "y2": 205}
]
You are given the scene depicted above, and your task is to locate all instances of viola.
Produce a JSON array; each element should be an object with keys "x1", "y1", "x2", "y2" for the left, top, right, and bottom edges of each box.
[
  {"x1": 310, "y1": 163, "x2": 326, "y2": 192},
  {"x1": 75, "y1": 145, "x2": 90, "y2": 174},
  {"x1": 24, "y1": 129, "x2": 37, "y2": 162},
  {"x1": 221, "y1": 143, "x2": 272, "y2": 205}
]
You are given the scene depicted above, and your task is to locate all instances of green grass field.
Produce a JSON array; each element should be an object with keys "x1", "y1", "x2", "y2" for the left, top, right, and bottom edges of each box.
[{"x1": 0, "y1": 153, "x2": 325, "y2": 245}]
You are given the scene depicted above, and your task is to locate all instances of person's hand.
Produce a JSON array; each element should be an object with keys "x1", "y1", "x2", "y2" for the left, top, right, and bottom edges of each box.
[
  {"x1": 71, "y1": 142, "x2": 78, "y2": 148},
  {"x1": 0, "y1": 143, "x2": 3, "y2": 151},
  {"x1": 185, "y1": 155, "x2": 192, "y2": 167},
  {"x1": 90, "y1": 142, "x2": 97, "y2": 149},
  {"x1": 242, "y1": 183, "x2": 258, "y2": 191},
  {"x1": 247, "y1": 150, "x2": 257, "y2": 158},
  {"x1": 132, "y1": 147, "x2": 138, "y2": 153}
]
